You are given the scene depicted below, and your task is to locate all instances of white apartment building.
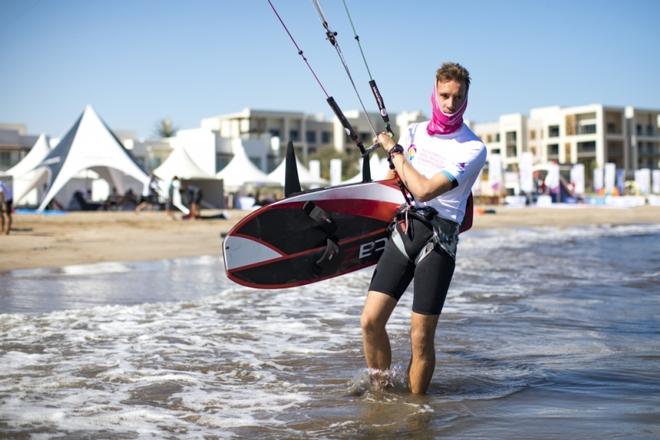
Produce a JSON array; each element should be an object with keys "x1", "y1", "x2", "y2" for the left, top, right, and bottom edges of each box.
[
  {"x1": 201, "y1": 108, "x2": 334, "y2": 170},
  {"x1": 473, "y1": 104, "x2": 660, "y2": 191},
  {"x1": 200, "y1": 108, "x2": 429, "y2": 161}
]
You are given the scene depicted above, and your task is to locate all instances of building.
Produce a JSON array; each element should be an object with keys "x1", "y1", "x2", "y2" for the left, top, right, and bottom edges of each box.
[
  {"x1": 201, "y1": 109, "x2": 334, "y2": 169},
  {"x1": 473, "y1": 104, "x2": 660, "y2": 192},
  {"x1": 0, "y1": 124, "x2": 39, "y2": 171}
]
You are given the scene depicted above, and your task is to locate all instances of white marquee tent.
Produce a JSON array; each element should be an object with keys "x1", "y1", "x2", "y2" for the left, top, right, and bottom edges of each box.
[
  {"x1": 342, "y1": 154, "x2": 390, "y2": 184},
  {"x1": 153, "y1": 145, "x2": 213, "y2": 181},
  {"x1": 28, "y1": 105, "x2": 150, "y2": 211},
  {"x1": 154, "y1": 145, "x2": 224, "y2": 210},
  {"x1": 3, "y1": 133, "x2": 52, "y2": 205},
  {"x1": 267, "y1": 156, "x2": 327, "y2": 188},
  {"x1": 216, "y1": 139, "x2": 274, "y2": 190}
]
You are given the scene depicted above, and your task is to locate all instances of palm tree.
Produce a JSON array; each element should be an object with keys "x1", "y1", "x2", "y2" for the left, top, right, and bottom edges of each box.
[{"x1": 154, "y1": 118, "x2": 178, "y2": 138}]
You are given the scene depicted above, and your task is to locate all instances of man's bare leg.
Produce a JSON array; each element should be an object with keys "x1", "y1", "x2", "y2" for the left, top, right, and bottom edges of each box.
[
  {"x1": 361, "y1": 291, "x2": 397, "y2": 370},
  {"x1": 408, "y1": 312, "x2": 440, "y2": 394}
]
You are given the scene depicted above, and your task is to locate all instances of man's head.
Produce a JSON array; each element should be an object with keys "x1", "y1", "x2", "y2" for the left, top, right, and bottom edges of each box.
[{"x1": 435, "y1": 62, "x2": 470, "y2": 115}]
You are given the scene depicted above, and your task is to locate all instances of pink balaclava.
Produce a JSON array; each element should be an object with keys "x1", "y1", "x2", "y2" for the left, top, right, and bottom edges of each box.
[{"x1": 426, "y1": 82, "x2": 468, "y2": 136}]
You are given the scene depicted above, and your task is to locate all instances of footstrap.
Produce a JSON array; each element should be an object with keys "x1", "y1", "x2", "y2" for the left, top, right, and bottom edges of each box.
[{"x1": 303, "y1": 201, "x2": 337, "y2": 235}]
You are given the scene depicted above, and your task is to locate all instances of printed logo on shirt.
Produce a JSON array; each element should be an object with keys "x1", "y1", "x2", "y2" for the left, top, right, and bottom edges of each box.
[{"x1": 407, "y1": 144, "x2": 417, "y2": 161}]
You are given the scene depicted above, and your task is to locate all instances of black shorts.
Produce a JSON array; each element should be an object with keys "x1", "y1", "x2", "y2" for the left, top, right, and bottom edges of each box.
[
  {"x1": 369, "y1": 217, "x2": 455, "y2": 315},
  {"x1": 3, "y1": 199, "x2": 12, "y2": 212}
]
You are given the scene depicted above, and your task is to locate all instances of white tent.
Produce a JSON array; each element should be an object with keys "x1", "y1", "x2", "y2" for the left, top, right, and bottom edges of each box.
[
  {"x1": 267, "y1": 156, "x2": 327, "y2": 188},
  {"x1": 153, "y1": 145, "x2": 212, "y2": 181},
  {"x1": 30, "y1": 105, "x2": 149, "y2": 211},
  {"x1": 3, "y1": 134, "x2": 52, "y2": 205},
  {"x1": 154, "y1": 145, "x2": 224, "y2": 210},
  {"x1": 6, "y1": 133, "x2": 52, "y2": 177},
  {"x1": 342, "y1": 155, "x2": 390, "y2": 184},
  {"x1": 216, "y1": 139, "x2": 274, "y2": 189}
]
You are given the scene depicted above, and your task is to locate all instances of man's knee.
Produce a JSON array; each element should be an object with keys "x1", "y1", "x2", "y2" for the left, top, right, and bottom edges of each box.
[
  {"x1": 361, "y1": 312, "x2": 385, "y2": 336},
  {"x1": 410, "y1": 325, "x2": 435, "y2": 356}
]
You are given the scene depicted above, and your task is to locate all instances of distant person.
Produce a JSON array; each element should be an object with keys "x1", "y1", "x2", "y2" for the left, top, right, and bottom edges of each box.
[
  {"x1": 136, "y1": 174, "x2": 160, "y2": 212},
  {"x1": 187, "y1": 184, "x2": 203, "y2": 219},
  {"x1": 121, "y1": 188, "x2": 139, "y2": 210},
  {"x1": 165, "y1": 176, "x2": 181, "y2": 220},
  {"x1": 0, "y1": 180, "x2": 13, "y2": 235},
  {"x1": 105, "y1": 187, "x2": 120, "y2": 211}
]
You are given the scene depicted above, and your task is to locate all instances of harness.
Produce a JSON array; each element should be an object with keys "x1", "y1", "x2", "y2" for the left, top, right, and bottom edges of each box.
[{"x1": 389, "y1": 204, "x2": 459, "y2": 264}]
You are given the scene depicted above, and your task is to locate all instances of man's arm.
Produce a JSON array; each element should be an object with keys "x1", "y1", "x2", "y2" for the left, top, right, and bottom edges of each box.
[
  {"x1": 376, "y1": 133, "x2": 454, "y2": 201},
  {"x1": 388, "y1": 153, "x2": 454, "y2": 201}
]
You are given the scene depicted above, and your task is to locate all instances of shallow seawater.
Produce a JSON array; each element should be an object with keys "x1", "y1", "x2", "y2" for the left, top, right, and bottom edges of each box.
[{"x1": 1, "y1": 225, "x2": 659, "y2": 439}]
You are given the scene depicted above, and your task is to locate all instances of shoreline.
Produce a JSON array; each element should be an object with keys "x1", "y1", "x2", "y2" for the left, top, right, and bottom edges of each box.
[{"x1": 1, "y1": 205, "x2": 659, "y2": 272}]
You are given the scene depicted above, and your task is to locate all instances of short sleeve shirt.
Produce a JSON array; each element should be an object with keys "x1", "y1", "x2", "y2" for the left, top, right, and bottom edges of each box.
[{"x1": 398, "y1": 122, "x2": 487, "y2": 223}]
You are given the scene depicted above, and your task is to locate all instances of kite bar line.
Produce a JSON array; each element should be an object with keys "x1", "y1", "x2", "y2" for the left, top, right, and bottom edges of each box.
[
  {"x1": 341, "y1": 0, "x2": 393, "y2": 135},
  {"x1": 267, "y1": 0, "x2": 371, "y2": 181}
]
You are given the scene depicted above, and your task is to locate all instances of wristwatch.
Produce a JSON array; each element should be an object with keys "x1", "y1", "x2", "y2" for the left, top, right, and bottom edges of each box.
[
  {"x1": 387, "y1": 144, "x2": 404, "y2": 169},
  {"x1": 387, "y1": 144, "x2": 404, "y2": 158}
]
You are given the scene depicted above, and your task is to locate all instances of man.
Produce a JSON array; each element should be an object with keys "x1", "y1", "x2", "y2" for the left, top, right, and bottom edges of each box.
[
  {"x1": 0, "y1": 180, "x2": 14, "y2": 235},
  {"x1": 165, "y1": 176, "x2": 181, "y2": 220},
  {"x1": 361, "y1": 62, "x2": 487, "y2": 394}
]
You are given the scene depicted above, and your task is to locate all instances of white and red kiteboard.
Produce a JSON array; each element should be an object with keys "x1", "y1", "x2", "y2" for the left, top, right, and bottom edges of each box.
[{"x1": 222, "y1": 179, "x2": 405, "y2": 289}]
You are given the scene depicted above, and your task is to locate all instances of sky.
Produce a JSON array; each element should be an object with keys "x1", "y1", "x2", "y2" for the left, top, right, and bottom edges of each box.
[{"x1": 1, "y1": 0, "x2": 659, "y2": 140}]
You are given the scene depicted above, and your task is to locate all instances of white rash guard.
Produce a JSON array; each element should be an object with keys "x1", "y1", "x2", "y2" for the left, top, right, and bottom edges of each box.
[{"x1": 398, "y1": 121, "x2": 487, "y2": 224}]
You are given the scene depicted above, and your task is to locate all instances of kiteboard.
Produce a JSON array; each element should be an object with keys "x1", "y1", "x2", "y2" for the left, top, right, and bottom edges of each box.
[{"x1": 222, "y1": 179, "x2": 405, "y2": 289}]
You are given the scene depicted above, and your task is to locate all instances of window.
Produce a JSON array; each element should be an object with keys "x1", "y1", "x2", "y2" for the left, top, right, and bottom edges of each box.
[
  {"x1": 306, "y1": 130, "x2": 317, "y2": 143},
  {"x1": 269, "y1": 129, "x2": 280, "y2": 138},
  {"x1": 505, "y1": 131, "x2": 517, "y2": 145},
  {"x1": 529, "y1": 130, "x2": 536, "y2": 140},
  {"x1": 289, "y1": 130, "x2": 300, "y2": 142},
  {"x1": 548, "y1": 125, "x2": 560, "y2": 138},
  {"x1": 321, "y1": 131, "x2": 332, "y2": 144},
  {"x1": 0, "y1": 151, "x2": 11, "y2": 169},
  {"x1": 547, "y1": 144, "x2": 559, "y2": 156},
  {"x1": 577, "y1": 141, "x2": 596, "y2": 153},
  {"x1": 495, "y1": 133, "x2": 500, "y2": 142},
  {"x1": 578, "y1": 124, "x2": 597, "y2": 135}
]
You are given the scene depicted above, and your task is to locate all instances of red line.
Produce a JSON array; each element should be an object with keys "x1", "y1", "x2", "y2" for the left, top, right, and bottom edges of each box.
[
  {"x1": 227, "y1": 228, "x2": 386, "y2": 272},
  {"x1": 227, "y1": 259, "x2": 377, "y2": 290}
]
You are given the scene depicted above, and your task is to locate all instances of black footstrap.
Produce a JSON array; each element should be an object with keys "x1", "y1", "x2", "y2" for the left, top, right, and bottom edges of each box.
[
  {"x1": 303, "y1": 201, "x2": 337, "y2": 235},
  {"x1": 303, "y1": 201, "x2": 340, "y2": 273}
]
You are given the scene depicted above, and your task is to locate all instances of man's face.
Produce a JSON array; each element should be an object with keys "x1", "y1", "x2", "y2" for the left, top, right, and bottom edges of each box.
[{"x1": 436, "y1": 79, "x2": 467, "y2": 114}]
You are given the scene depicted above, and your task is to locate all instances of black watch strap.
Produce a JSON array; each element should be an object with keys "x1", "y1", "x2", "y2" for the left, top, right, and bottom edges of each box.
[{"x1": 388, "y1": 144, "x2": 404, "y2": 158}]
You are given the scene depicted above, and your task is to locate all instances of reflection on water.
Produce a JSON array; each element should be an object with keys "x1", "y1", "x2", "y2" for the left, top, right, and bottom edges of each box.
[{"x1": 1, "y1": 225, "x2": 659, "y2": 439}]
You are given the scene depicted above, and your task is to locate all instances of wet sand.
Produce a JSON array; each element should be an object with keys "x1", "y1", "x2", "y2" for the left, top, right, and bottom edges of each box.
[{"x1": 1, "y1": 205, "x2": 659, "y2": 271}]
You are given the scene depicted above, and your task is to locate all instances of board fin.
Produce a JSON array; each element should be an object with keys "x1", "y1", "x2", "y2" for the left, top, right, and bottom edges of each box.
[
  {"x1": 361, "y1": 151, "x2": 372, "y2": 183},
  {"x1": 284, "y1": 140, "x2": 302, "y2": 197}
]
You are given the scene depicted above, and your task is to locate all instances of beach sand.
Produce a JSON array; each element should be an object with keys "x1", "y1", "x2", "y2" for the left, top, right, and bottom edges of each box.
[{"x1": 1, "y1": 205, "x2": 659, "y2": 272}]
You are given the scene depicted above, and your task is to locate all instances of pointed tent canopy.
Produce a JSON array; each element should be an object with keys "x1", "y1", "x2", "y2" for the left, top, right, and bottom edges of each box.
[
  {"x1": 34, "y1": 105, "x2": 149, "y2": 211},
  {"x1": 267, "y1": 156, "x2": 327, "y2": 187},
  {"x1": 342, "y1": 154, "x2": 389, "y2": 184},
  {"x1": 153, "y1": 145, "x2": 214, "y2": 181},
  {"x1": 216, "y1": 139, "x2": 273, "y2": 188},
  {"x1": 3, "y1": 134, "x2": 52, "y2": 205},
  {"x1": 6, "y1": 133, "x2": 52, "y2": 177}
]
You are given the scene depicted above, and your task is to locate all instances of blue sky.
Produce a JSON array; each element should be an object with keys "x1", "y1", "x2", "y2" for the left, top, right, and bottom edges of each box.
[{"x1": 1, "y1": 0, "x2": 659, "y2": 140}]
